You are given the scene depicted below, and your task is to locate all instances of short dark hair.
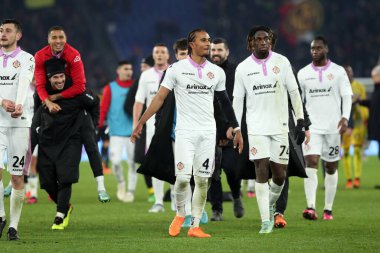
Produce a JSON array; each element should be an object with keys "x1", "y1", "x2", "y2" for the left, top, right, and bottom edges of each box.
[
  {"x1": 173, "y1": 38, "x2": 188, "y2": 53},
  {"x1": 187, "y1": 28, "x2": 207, "y2": 54},
  {"x1": 154, "y1": 43, "x2": 167, "y2": 48},
  {"x1": 48, "y1": 26, "x2": 65, "y2": 35},
  {"x1": 212, "y1": 37, "x2": 229, "y2": 50},
  {"x1": 313, "y1": 35, "x2": 328, "y2": 46},
  {"x1": 1, "y1": 19, "x2": 22, "y2": 32},
  {"x1": 117, "y1": 60, "x2": 132, "y2": 67},
  {"x1": 246, "y1": 25, "x2": 273, "y2": 51}
]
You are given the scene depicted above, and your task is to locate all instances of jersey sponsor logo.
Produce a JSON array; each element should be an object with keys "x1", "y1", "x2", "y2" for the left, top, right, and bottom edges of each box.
[
  {"x1": 13, "y1": 60, "x2": 21, "y2": 68},
  {"x1": 252, "y1": 81, "x2": 277, "y2": 95},
  {"x1": 0, "y1": 74, "x2": 16, "y2": 81},
  {"x1": 272, "y1": 66, "x2": 280, "y2": 74},
  {"x1": 149, "y1": 91, "x2": 157, "y2": 96},
  {"x1": 73, "y1": 55, "x2": 81, "y2": 63},
  {"x1": 309, "y1": 86, "x2": 332, "y2": 97},
  {"x1": 327, "y1": 73, "x2": 334, "y2": 80},
  {"x1": 247, "y1": 72, "x2": 260, "y2": 76},
  {"x1": 177, "y1": 162, "x2": 184, "y2": 170},
  {"x1": 206, "y1": 71, "x2": 214, "y2": 80},
  {"x1": 181, "y1": 72, "x2": 195, "y2": 76},
  {"x1": 186, "y1": 83, "x2": 213, "y2": 95}
]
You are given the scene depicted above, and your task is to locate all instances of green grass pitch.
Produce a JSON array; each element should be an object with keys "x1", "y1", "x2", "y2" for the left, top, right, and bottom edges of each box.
[{"x1": 0, "y1": 156, "x2": 379, "y2": 253}]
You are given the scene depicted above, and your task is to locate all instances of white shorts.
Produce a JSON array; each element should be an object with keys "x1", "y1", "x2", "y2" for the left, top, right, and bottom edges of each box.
[
  {"x1": 302, "y1": 133, "x2": 341, "y2": 162},
  {"x1": 248, "y1": 133, "x2": 289, "y2": 165},
  {"x1": 0, "y1": 127, "x2": 29, "y2": 176},
  {"x1": 109, "y1": 136, "x2": 135, "y2": 165},
  {"x1": 175, "y1": 129, "x2": 216, "y2": 178}
]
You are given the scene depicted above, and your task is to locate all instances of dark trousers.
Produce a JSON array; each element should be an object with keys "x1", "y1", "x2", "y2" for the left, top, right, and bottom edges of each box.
[
  {"x1": 209, "y1": 146, "x2": 242, "y2": 213},
  {"x1": 81, "y1": 117, "x2": 103, "y2": 178},
  {"x1": 45, "y1": 182, "x2": 72, "y2": 215},
  {"x1": 275, "y1": 177, "x2": 289, "y2": 215}
]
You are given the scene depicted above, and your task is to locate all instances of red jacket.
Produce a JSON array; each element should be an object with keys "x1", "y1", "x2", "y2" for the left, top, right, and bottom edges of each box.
[
  {"x1": 98, "y1": 78, "x2": 134, "y2": 128},
  {"x1": 34, "y1": 43, "x2": 86, "y2": 102}
]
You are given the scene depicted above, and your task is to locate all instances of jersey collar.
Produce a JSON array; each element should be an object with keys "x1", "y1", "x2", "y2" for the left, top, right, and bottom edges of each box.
[
  {"x1": 0, "y1": 46, "x2": 21, "y2": 68},
  {"x1": 311, "y1": 59, "x2": 331, "y2": 82},
  {"x1": 251, "y1": 50, "x2": 272, "y2": 76},
  {"x1": 188, "y1": 56, "x2": 207, "y2": 78}
]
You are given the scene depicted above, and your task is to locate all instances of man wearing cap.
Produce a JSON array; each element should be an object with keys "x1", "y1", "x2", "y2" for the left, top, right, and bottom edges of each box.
[{"x1": 32, "y1": 58, "x2": 102, "y2": 230}]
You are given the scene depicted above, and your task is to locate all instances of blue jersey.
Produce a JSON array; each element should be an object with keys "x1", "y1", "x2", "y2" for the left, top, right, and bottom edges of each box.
[{"x1": 108, "y1": 81, "x2": 133, "y2": 136}]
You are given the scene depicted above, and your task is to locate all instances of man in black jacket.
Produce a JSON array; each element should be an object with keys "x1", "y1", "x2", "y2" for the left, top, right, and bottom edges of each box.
[
  {"x1": 31, "y1": 58, "x2": 108, "y2": 230},
  {"x1": 208, "y1": 38, "x2": 244, "y2": 221}
]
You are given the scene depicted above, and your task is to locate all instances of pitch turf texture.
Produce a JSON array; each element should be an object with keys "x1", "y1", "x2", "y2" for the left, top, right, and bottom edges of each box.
[{"x1": 1, "y1": 157, "x2": 379, "y2": 253}]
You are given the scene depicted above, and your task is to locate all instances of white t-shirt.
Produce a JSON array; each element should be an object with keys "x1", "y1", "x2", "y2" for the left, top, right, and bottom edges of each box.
[
  {"x1": 298, "y1": 60, "x2": 352, "y2": 134},
  {"x1": 233, "y1": 51, "x2": 299, "y2": 135},
  {"x1": 135, "y1": 67, "x2": 164, "y2": 130},
  {"x1": 161, "y1": 56, "x2": 226, "y2": 131},
  {"x1": 0, "y1": 48, "x2": 35, "y2": 127}
]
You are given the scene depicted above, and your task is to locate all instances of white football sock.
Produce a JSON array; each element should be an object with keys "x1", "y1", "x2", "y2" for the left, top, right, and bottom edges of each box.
[
  {"x1": 255, "y1": 182, "x2": 270, "y2": 222},
  {"x1": 56, "y1": 212, "x2": 65, "y2": 219},
  {"x1": 152, "y1": 178, "x2": 164, "y2": 205},
  {"x1": 0, "y1": 180, "x2": 5, "y2": 218},
  {"x1": 112, "y1": 163, "x2": 124, "y2": 183},
  {"x1": 269, "y1": 181, "x2": 284, "y2": 207},
  {"x1": 304, "y1": 168, "x2": 318, "y2": 209},
  {"x1": 191, "y1": 176, "x2": 208, "y2": 228},
  {"x1": 247, "y1": 179, "x2": 255, "y2": 192},
  {"x1": 127, "y1": 161, "x2": 137, "y2": 192},
  {"x1": 10, "y1": 188, "x2": 24, "y2": 230},
  {"x1": 324, "y1": 170, "x2": 338, "y2": 211},
  {"x1": 184, "y1": 184, "x2": 192, "y2": 216},
  {"x1": 174, "y1": 175, "x2": 191, "y2": 217},
  {"x1": 95, "y1": 176, "x2": 106, "y2": 192},
  {"x1": 28, "y1": 176, "x2": 39, "y2": 198}
]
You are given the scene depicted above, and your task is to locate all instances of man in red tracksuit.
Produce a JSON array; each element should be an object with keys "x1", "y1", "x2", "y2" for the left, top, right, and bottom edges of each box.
[{"x1": 34, "y1": 26, "x2": 86, "y2": 113}]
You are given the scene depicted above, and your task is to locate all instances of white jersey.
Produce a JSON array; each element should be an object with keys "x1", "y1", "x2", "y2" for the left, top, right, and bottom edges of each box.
[
  {"x1": 161, "y1": 56, "x2": 226, "y2": 131},
  {"x1": 298, "y1": 60, "x2": 352, "y2": 134},
  {"x1": 135, "y1": 67, "x2": 164, "y2": 130},
  {"x1": 0, "y1": 47, "x2": 35, "y2": 127},
  {"x1": 233, "y1": 51, "x2": 299, "y2": 135}
]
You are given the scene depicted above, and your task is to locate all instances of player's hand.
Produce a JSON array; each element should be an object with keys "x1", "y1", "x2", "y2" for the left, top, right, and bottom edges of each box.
[
  {"x1": 295, "y1": 119, "x2": 305, "y2": 145},
  {"x1": 226, "y1": 127, "x2": 234, "y2": 140},
  {"x1": 45, "y1": 99, "x2": 61, "y2": 114},
  {"x1": 304, "y1": 130, "x2": 311, "y2": 145},
  {"x1": 11, "y1": 104, "x2": 23, "y2": 118},
  {"x1": 338, "y1": 117, "x2": 348, "y2": 134},
  {"x1": 233, "y1": 130, "x2": 243, "y2": 154},
  {"x1": 1, "y1": 99, "x2": 16, "y2": 112},
  {"x1": 131, "y1": 123, "x2": 143, "y2": 143},
  {"x1": 49, "y1": 94, "x2": 62, "y2": 102}
]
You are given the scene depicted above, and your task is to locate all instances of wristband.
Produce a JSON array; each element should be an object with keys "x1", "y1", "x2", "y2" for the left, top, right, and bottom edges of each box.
[{"x1": 233, "y1": 127, "x2": 241, "y2": 133}]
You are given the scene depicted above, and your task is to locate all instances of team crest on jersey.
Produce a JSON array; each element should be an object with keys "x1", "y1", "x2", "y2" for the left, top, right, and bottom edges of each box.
[
  {"x1": 73, "y1": 55, "x2": 81, "y2": 63},
  {"x1": 177, "y1": 162, "x2": 184, "y2": 170},
  {"x1": 207, "y1": 72, "x2": 214, "y2": 80},
  {"x1": 327, "y1": 73, "x2": 334, "y2": 80},
  {"x1": 13, "y1": 60, "x2": 21, "y2": 68},
  {"x1": 251, "y1": 147, "x2": 257, "y2": 156},
  {"x1": 272, "y1": 66, "x2": 280, "y2": 74}
]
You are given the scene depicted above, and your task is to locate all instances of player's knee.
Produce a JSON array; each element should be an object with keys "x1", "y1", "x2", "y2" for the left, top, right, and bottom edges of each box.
[
  {"x1": 194, "y1": 176, "x2": 209, "y2": 189},
  {"x1": 175, "y1": 174, "x2": 191, "y2": 188}
]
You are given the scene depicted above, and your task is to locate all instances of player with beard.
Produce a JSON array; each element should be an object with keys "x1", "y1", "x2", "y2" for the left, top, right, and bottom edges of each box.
[
  {"x1": 298, "y1": 36, "x2": 352, "y2": 220},
  {"x1": 233, "y1": 25, "x2": 305, "y2": 234}
]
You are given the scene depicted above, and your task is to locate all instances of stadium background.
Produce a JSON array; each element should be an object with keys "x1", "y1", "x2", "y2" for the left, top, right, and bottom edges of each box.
[{"x1": 2, "y1": 0, "x2": 379, "y2": 156}]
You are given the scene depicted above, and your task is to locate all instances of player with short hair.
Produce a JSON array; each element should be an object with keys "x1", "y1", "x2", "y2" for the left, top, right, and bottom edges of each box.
[
  {"x1": 132, "y1": 28, "x2": 243, "y2": 238},
  {"x1": 233, "y1": 25, "x2": 305, "y2": 234},
  {"x1": 298, "y1": 36, "x2": 352, "y2": 220},
  {"x1": 133, "y1": 43, "x2": 170, "y2": 213},
  {"x1": 0, "y1": 19, "x2": 35, "y2": 240},
  {"x1": 99, "y1": 60, "x2": 137, "y2": 202},
  {"x1": 341, "y1": 65, "x2": 368, "y2": 189},
  {"x1": 208, "y1": 37, "x2": 244, "y2": 221}
]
